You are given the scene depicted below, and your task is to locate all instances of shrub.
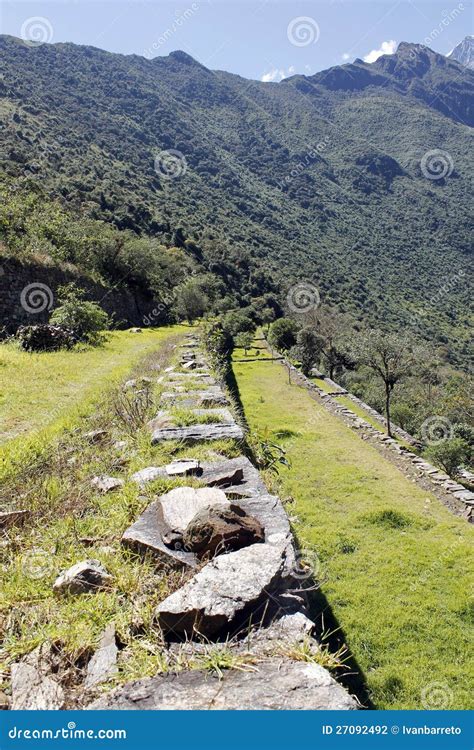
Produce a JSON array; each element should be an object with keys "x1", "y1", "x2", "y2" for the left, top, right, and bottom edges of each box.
[
  {"x1": 424, "y1": 438, "x2": 471, "y2": 478},
  {"x1": 16, "y1": 324, "x2": 75, "y2": 352},
  {"x1": 49, "y1": 284, "x2": 110, "y2": 344},
  {"x1": 267, "y1": 318, "x2": 298, "y2": 352},
  {"x1": 222, "y1": 311, "x2": 255, "y2": 337}
]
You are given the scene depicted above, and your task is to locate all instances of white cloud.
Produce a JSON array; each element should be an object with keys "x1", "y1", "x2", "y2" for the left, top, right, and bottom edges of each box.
[
  {"x1": 363, "y1": 39, "x2": 397, "y2": 63},
  {"x1": 342, "y1": 52, "x2": 351, "y2": 61},
  {"x1": 261, "y1": 66, "x2": 296, "y2": 82}
]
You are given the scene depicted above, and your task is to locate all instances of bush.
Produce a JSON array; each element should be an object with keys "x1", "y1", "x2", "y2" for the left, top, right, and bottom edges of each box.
[
  {"x1": 222, "y1": 311, "x2": 255, "y2": 337},
  {"x1": 267, "y1": 318, "x2": 298, "y2": 352},
  {"x1": 424, "y1": 438, "x2": 471, "y2": 478},
  {"x1": 16, "y1": 324, "x2": 75, "y2": 352},
  {"x1": 49, "y1": 284, "x2": 110, "y2": 344}
]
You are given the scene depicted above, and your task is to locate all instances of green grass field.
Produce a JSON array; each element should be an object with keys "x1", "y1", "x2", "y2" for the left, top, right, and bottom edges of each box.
[
  {"x1": 232, "y1": 349, "x2": 474, "y2": 710},
  {"x1": 0, "y1": 327, "x2": 187, "y2": 444},
  {"x1": 0, "y1": 327, "x2": 186, "y2": 483}
]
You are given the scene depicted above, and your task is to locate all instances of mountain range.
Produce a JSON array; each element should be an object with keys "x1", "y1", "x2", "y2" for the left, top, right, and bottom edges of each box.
[{"x1": 0, "y1": 35, "x2": 472, "y2": 365}]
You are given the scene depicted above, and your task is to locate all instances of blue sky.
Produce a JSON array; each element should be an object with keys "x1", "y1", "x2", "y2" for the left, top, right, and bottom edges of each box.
[{"x1": 0, "y1": 1, "x2": 471, "y2": 80}]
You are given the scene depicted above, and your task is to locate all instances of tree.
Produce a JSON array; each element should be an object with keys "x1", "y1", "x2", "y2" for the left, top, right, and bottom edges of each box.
[
  {"x1": 424, "y1": 438, "x2": 470, "y2": 478},
  {"x1": 49, "y1": 284, "x2": 110, "y2": 345},
  {"x1": 296, "y1": 327, "x2": 320, "y2": 376},
  {"x1": 268, "y1": 318, "x2": 298, "y2": 352},
  {"x1": 222, "y1": 311, "x2": 255, "y2": 337},
  {"x1": 235, "y1": 331, "x2": 254, "y2": 355},
  {"x1": 352, "y1": 329, "x2": 421, "y2": 437},
  {"x1": 303, "y1": 306, "x2": 353, "y2": 380},
  {"x1": 174, "y1": 279, "x2": 210, "y2": 323},
  {"x1": 260, "y1": 306, "x2": 276, "y2": 334}
]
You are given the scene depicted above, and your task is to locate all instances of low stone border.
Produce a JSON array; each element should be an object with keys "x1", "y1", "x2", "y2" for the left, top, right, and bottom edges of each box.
[{"x1": 273, "y1": 348, "x2": 473, "y2": 522}]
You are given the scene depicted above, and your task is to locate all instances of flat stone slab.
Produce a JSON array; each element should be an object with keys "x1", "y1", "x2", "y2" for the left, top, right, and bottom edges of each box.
[
  {"x1": 155, "y1": 543, "x2": 285, "y2": 638},
  {"x1": 89, "y1": 657, "x2": 356, "y2": 710},
  {"x1": 122, "y1": 499, "x2": 198, "y2": 568},
  {"x1": 130, "y1": 466, "x2": 167, "y2": 485},
  {"x1": 85, "y1": 624, "x2": 118, "y2": 690},
  {"x1": 165, "y1": 459, "x2": 202, "y2": 477},
  {"x1": 131, "y1": 460, "x2": 202, "y2": 486},
  {"x1": 151, "y1": 423, "x2": 244, "y2": 444}
]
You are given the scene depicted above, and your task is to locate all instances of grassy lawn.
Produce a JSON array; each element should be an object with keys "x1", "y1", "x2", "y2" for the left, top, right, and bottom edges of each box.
[
  {"x1": 0, "y1": 327, "x2": 185, "y2": 483},
  {"x1": 232, "y1": 353, "x2": 474, "y2": 710},
  {"x1": 0, "y1": 327, "x2": 186, "y2": 444}
]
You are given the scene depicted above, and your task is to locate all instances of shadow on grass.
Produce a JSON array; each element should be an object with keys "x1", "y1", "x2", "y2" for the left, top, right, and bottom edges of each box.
[{"x1": 306, "y1": 585, "x2": 375, "y2": 709}]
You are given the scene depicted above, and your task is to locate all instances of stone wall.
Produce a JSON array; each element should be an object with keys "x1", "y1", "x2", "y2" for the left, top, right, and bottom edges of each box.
[
  {"x1": 0, "y1": 257, "x2": 160, "y2": 332},
  {"x1": 275, "y1": 347, "x2": 474, "y2": 522}
]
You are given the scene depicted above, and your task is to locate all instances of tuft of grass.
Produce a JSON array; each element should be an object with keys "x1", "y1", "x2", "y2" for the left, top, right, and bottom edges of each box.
[
  {"x1": 283, "y1": 637, "x2": 349, "y2": 673},
  {"x1": 191, "y1": 643, "x2": 259, "y2": 680}
]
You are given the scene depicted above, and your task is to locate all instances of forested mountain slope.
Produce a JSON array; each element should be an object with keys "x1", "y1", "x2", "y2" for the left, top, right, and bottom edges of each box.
[{"x1": 0, "y1": 36, "x2": 472, "y2": 364}]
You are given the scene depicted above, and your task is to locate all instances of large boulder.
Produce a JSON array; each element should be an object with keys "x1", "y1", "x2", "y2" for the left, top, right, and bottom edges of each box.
[
  {"x1": 155, "y1": 543, "x2": 285, "y2": 638},
  {"x1": 183, "y1": 503, "x2": 264, "y2": 557},
  {"x1": 53, "y1": 560, "x2": 113, "y2": 595},
  {"x1": 89, "y1": 657, "x2": 357, "y2": 710},
  {"x1": 160, "y1": 487, "x2": 230, "y2": 533}
]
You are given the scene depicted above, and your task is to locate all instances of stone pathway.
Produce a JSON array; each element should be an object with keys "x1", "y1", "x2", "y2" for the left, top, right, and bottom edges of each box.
[{"x1": 89, "y1": 334, "x2": 358, "y2": 710}]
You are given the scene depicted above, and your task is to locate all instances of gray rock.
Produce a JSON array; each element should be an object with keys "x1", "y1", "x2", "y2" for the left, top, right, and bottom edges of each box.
[
  {"x1": 122, "y1": 499, "x2": 198, "y2": 568},
  {"x1": 155, "y1": 543, "x2": 285, "y2": 638},
  {"x1": 85, "y1": 624, "x2": 118, "y2": 689},
  {"x1": 53, "y1": 559, "x2": 113, "y2": 595},
  {"x1": 91, "y1": 475, "x2": 124, "y2": 493},
  {"x1": 182, "y1": 360, "x2": 198, "y2": 370},
  {"x1": 151, "y1": 423, "x2": 244, "y2": 444},
  {"x1": 160, "y1": 487, "x2": 230, "y2": 533},
  {"x1": 130, "y1": 466, "x2": 166, "y2": 485},
  {"x1": 200, "y1": 465, "x2": 244, "y2": 488},
  {"x1": 183, "y1": 503, "x2": 264, "y2": 557},
  {"x1": 165, "y1": 459, "x2": 202, "y2": 477},
  {"x1": 0, "y1": 509, "x2": 30, "y2": 529},
  {"x1": 11, "y1": 645, "x2": 65, "y2": 710},
  {"x1": 89, "y1": 657, "x2": 356, "y2": 710}
]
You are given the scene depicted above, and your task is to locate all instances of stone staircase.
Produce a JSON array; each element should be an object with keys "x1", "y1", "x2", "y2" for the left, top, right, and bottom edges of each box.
[{"x1": 89, "y1": 334, "x2": 358, "y2": 710}]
